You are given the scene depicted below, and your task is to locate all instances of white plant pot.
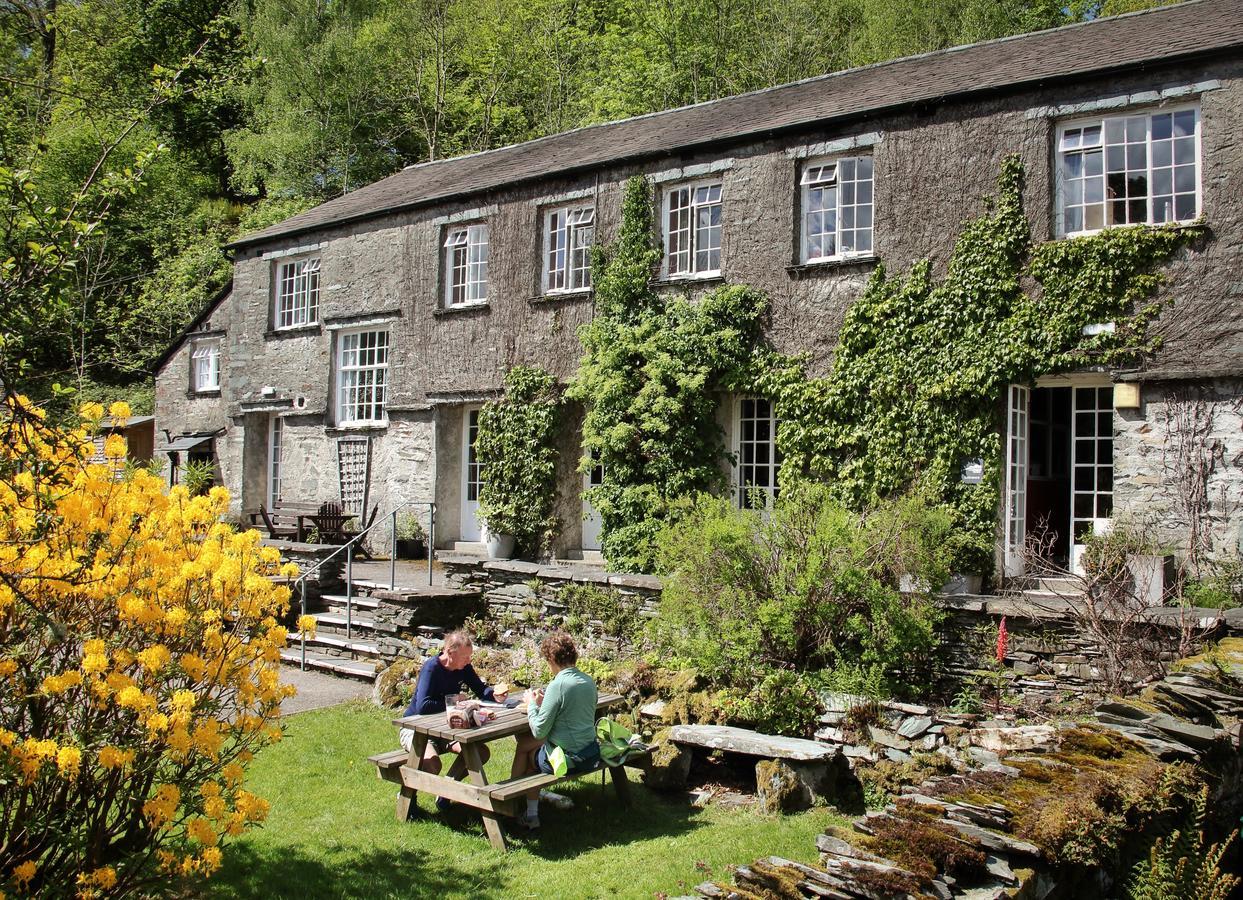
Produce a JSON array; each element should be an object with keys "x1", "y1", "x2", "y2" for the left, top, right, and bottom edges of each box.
[{"x1": 485, "y1": 532, "x2": 515, "y2": 559}]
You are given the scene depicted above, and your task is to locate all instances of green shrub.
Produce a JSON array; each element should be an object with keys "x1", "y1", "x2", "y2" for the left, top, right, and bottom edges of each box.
[
  {"x1": 650, "y1": 482, "x2": 951, "y2": 699},
  {"x1": 718, "y1": 669, "x2": 822, "y2": 737},
  {"x1": 476, "y1": 365, "x2": 561, "y2": 554},
  {"x1": 559, "y1": 583, "x2": 646, "y2": 652}
]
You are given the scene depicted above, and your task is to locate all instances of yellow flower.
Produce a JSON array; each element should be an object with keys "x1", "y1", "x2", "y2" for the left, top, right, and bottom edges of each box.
[
  {"x1": 296, "y1": 614, "x2": 317, "y2": 636},
  {"x1": 0, "y1": 659, "x2": 17, "y2": 678},
  {"x1": 107, "y1": 401, "x2": 131, "y2": 422},
  {"x1": 199, "y1": 846, "x2": 223, "y2": 874},
  {"x1": 136, "y1": 645, "x2": 170, "y2": 674},
  {"x1": 12, "y1": 860, "x2": 36, "y2": 886},
  {"x1": 79, "y1": 402, "x2": 104, "y2": 422},
  {"x1": 56, "y1": 746, "x2": 82, "y2": 778},
  {"x1": 187, "y1": 816, "x2": 217, "y2": 847},
  {"x1": 98, "y1": 746, "x2": 134, "y2": 769}
]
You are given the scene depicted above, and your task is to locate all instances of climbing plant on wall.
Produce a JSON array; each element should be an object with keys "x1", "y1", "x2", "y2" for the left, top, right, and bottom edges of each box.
[
  {"x1": 476, "y1": 365, "x2": 562, "y2": 554},
  {"x1": 569, "y1": 176, "x2": 767, "y2": 572},
  {"x1": 755, "y1": 155, "x2": 1201, "y2": 575}
]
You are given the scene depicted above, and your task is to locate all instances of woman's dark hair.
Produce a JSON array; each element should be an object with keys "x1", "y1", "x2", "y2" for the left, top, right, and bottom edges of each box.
[{"x1": 540, "y1": 631, "x2": 578, "y2": 667}]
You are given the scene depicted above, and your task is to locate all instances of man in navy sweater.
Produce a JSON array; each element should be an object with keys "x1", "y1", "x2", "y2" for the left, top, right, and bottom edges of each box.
[{"x1": 400, "y1": 630, "x2": 507, "y2": 805}]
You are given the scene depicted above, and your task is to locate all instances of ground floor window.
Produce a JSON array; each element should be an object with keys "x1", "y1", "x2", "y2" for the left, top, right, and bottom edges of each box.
[
  {"x1": 735, "y1": 397, "x2": 780, "y2": 508},
  {"x1": 268, "y1": 417, "x2": 284, "y2": 508}
]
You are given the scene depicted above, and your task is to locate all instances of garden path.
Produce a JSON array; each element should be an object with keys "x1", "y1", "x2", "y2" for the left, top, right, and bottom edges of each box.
[{"x1": 279, "y1": 664, "x2": 372, "y2": 715}]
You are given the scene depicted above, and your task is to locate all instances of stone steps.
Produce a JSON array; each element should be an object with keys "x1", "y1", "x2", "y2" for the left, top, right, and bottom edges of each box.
[
  {"x1": 289, "y1": 631, "x2": 383, "y2": 660},
  {"x1": 321, "y1": 593, "x2": 383, "y2": 612},
  {"x1": 278, "y1": 648, "x2": 379, "y2": 681}
]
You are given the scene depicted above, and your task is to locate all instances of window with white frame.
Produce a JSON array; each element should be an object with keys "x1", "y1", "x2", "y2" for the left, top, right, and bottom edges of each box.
[
  {"x1": 664, "y1": 181, "x2": 722, "y2": 276},
  {"x1": 735, "y1": 397, "x2": 781, "y2": 509},
  {"x1": 544, "y1": 206, "x2": 594, "y2": 293},
  {"x1": 335, "y1": 328, "x2": 389, "y2": 425},
  {"x1": 444, "y1": 224, "x2": 489, "y2": 306},
  {"x1": 801, "y1": 156, "x2": 874, "y2": 262},
  {"x1": 1058, "y1": 106, "x2": 1200, "y2": 236},
  {"x1": 191, "y1": 338, "x2": 220, "y2": 392},
  {"x1": 275, "y1": 257, "x2": 320, "y2": 328}
]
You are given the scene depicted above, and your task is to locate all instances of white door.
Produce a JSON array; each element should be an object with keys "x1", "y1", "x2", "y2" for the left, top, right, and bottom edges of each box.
[
  {"x1": 582, "y1": 451, "x2": 603, "y2": 551},
  {"x1": 1070, "y1": 384, "x2": 1114, "y2": 574},
  {"x1": 267, "y1": 416, "x2": 283, "y2": 508},
  {"x1": 461, "y1": 407, "x2": 484, "y2": 542},
  {"x1": 1004, "y1": 384, "x2": 1030, "y2": 577}
]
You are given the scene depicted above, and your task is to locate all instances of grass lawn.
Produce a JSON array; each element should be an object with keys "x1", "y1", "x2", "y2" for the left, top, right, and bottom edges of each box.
[{"x1": 212, "y1": 701, "x2": 849, "y2": 900}]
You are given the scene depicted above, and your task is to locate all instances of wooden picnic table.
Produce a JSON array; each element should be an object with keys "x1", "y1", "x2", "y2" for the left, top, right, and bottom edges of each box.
[{"x1": 377, "y1": 692, "x2": 625, "y2": 852}]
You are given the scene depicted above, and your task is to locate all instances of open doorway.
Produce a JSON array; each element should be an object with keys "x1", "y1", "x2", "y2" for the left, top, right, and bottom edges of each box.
[{"x1": 1005, "y1": 381, "x2": 1115, "y2": 577}]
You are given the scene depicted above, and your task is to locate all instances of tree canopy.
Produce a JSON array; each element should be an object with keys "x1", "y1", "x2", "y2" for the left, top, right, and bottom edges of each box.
[{"x1": 0, "y1": 0, "x2": 1183, "y2": 405}]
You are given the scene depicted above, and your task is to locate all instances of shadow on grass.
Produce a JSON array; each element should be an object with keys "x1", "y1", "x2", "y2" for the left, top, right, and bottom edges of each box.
[
  {"x1": 480, "y1": 775, "x2": 706, "y2": 861},
  {"x1": 217, "y1": 841, "x2": 505, "y2": 900}
]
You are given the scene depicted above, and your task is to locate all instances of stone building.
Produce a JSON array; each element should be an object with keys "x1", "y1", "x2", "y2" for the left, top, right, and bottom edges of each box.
[{"x1": 154, "y1": 1, "x2": 1243, "y2": 576}]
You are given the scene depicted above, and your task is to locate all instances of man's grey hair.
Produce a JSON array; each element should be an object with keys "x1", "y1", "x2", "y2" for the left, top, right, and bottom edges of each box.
[{"x1": 443, "y1": 630, "x2": 472, "y2": 651}]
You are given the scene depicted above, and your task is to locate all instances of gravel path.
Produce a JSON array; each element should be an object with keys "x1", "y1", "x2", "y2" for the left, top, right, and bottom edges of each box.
[{"x1": 279, "y1": 664, "x2": 372, "y2": 715}]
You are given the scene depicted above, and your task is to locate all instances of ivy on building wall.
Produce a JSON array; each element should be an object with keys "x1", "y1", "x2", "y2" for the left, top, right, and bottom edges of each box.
[
  {"x1": 569, "y1": 158, "x2": 1199, "y2": 576},
  {"x1": 568, "y1": 176, "x2": 767, "y2": 572},
  {"x1": 476, "y1": 365, "x2": 562, "y2": 553},
  {"x1": 755, "y1": 155, "x2": 1202, "y2": 574}
]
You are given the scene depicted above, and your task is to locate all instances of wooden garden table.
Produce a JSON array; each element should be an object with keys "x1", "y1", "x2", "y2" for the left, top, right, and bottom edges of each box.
[{"x1": 386, "y1": 692, "x2": 623, "y2": 851}]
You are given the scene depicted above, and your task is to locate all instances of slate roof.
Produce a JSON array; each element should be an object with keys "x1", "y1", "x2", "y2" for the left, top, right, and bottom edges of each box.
[{"x1": 232, "y1": 0, "x2": 1243, "y2": 250}]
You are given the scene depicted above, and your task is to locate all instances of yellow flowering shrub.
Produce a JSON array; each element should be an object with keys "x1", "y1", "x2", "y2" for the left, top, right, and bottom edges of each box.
[{"x1": 0, "y1": 397, "x2": 298, "y2": 897}]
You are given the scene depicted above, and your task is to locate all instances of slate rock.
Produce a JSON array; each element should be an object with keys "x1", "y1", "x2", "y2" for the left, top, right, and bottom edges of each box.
[
  {"x1": 868, "y1": 726, "x2": 912, "y2": 750},
  {"x1": 897, "y1": 715, "x2": 933, "y2": 739},
  {"x1": 970, "y1": 725, "x2": 1059, "y2": 752},
  {"x1": 941, "y1": 819, "x2": 1041, "y2": 857},
  {"x1": 756, "y1": 759, "x2": 812, "y2": 814},
  {"x1": 669, "y1": 725, "x2": 837, "y2": 761}
]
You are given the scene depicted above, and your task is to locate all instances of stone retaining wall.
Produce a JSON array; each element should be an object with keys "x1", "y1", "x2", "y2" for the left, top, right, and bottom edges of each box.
[
  {"x1": 439, "y1": 552, "x2": 1243, "y2": 693},
  {"x1": 263, "y1": 539, "x2": 344, "y2": 602}
]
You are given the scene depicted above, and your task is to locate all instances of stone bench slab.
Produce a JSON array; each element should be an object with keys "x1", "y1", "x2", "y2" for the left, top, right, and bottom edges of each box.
[{"x1": 669, "y1": 725, "x2": 837, "y2": 762}]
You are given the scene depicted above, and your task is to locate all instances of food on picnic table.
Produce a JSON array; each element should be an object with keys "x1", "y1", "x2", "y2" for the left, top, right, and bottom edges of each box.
[{"x1": 447, "y1": 699, "x2": 495, "y2": 728}]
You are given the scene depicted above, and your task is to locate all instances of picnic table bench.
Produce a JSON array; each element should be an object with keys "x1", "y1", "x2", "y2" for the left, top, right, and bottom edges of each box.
[{"x1": 368, "y1": 692, "x2": 647, "y2": 851}]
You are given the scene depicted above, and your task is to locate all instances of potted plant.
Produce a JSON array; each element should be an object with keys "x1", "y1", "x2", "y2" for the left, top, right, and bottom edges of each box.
[
  {"x1": 481, "y1": 521, "x2": 516, "y2": 559},
  {"x1": 394, "y1": 514, "x2": 427, "y2": 560}
]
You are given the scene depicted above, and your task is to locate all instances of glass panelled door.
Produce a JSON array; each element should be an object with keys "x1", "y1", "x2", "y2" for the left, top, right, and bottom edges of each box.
[
  {"x1": 1004, "y1": 384, "x2": 1029, "y2": 577},
  {"x1": 1071, "y1": 385, "x2": 1114, "y2": 573},
  {"x1": 582, "y1": 451, "x2": 604, "y2": 551},
  {"x1": 461, "y1": 408, "x2": 484, "y2": 542},
  {"x1": 268, "y1": 417, "x2": 283, "y2": 508}
]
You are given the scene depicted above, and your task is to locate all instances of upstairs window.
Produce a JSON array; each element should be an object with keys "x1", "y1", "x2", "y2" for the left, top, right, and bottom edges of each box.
[
  {"x1": 665, "y1": 181, "x2": 722, "y2": 277},
  {"x1": 1058, "y1": 106, "x2": 1200, "y2": 236},
  {"x1": 275, "y1": 257, "x2": 320, "y2": 329},
  {"x1": 801, "y1": 156, "x2": 874, "y2": 262},
  {"x1": 191, "y1": 339, "x2": 220, "y2": 392},
  {"x1": 544, "y1": 206, "x2": 594, "y2": 293},
  {"x1": 444, "y1": 224, "x2": 489, "y2": 307},
  {"x1": 336, "y1": 328, "x2": 389, "y2": 425}
]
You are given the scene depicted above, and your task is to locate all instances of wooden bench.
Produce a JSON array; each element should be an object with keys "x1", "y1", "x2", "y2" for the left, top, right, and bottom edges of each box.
[
  {"x1": 368, "y1": 748, "x2": 650, "y2": 815},
  {"x1": 246, "y1": 502, "x2": 320, "y2": 541}
]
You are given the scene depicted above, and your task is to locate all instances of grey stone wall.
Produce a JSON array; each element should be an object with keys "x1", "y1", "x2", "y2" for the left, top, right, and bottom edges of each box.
[
  {"x1": 441, "y1": 554, "x2": 1243, "y2": 694},
  {"x1": 156, "y1": 56, "x2": 1243, "y2": 552},
  {"x1": 1115, "y1": 378, "x2": 1243, "y2": 565}
]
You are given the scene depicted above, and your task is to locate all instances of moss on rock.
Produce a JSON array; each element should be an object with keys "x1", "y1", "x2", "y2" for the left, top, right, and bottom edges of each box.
[
  {"x1": 756, "y1": 759, "x2": 811, "y2": 814},
  {"x1": 372, "y1": 656, "x2": 423, "y2": 708}
]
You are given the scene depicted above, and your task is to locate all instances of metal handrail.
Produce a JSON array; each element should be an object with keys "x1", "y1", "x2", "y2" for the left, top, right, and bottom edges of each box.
[{"x1": 287, "y1": 499, "x2": 436, "y2": 670}]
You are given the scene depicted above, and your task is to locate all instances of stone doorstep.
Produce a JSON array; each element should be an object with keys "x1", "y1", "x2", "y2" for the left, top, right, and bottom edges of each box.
[
  {"x1": 668, "y1": 724, "x2": 838, "y2": 762},
  {"x1": 368, "y1": 585, "x2": 481, "y2": 603}
]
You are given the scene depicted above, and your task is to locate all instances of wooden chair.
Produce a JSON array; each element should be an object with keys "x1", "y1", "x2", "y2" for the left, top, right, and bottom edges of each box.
[
  {"x1": 255, "y1": 504, "x2": 297, "y2": 540},
  {"x1": 313, "y1": 500, "x2": 351, "y2": 545}
]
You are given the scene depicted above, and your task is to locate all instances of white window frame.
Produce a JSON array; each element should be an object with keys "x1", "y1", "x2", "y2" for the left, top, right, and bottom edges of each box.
[
  {"x1": 444, "y1": 224, "x2": 489, "y2": 307},
  {"x1": 274, "y1": 257, "x2": 321, "y2": 329},
  {"x1": 543, "y1": 205, "x2": 594, "y2": 294},
  {"x1": 1055, "y1": 104, "x2": 1201, "y2": 238},
  {"x1": 733, "y1": 396, "x2": 781, "y2": 509},
  {"x1": 800, "y1": 155, "x2": 874, "y2": 263},
  {"x1": 190, "y1": 338, "x2": 221, "y2": 392},
  {"x1": 335, "y1": 327, "x2": 390, "y2": 426},
  {"x1": 663, "y1": 180, "x2": 722, "y2": 278}
]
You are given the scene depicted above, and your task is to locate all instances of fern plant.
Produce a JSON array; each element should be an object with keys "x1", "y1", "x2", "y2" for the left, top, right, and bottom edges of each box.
[{"x1": 1126, "y1": 786, "x2": 1240, "y2": 900}]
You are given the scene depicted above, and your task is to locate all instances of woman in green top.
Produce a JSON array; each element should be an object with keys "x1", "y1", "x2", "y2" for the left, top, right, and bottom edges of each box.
[{"x1": 511, "y1": 631, "x2": 599, "y2": 829}]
